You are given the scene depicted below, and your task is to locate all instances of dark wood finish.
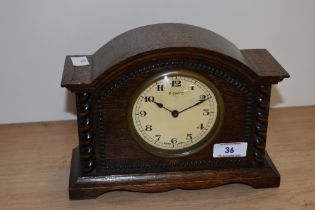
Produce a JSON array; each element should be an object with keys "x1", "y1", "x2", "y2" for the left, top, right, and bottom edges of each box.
[
  {"x1": 61, "y1": 23, "x2": 289, "y2": 90},
  {"x1": 241, "y1": 49, "x2": 289, "y2": 79},
  {"x1": 61, "y1": 23, "x2": 289, "y2": 199},
  {"x1": 69, "y1": 147, "x2": 280, "y2": 200}
]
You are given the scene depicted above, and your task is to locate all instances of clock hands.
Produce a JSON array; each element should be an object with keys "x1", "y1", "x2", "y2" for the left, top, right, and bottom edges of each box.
[
  {"x1": 144, "y1": 96, "x2": 210, "y2": 118},
  {"x1": 178, "y1": 97, "x2": 210, "y2": 114},
  {"x1": 152, "y1": 101, "x2": 173, "y2": 113},
  {"x1": 141, "y1": 96, "x2": 179, "y2": 118},
  {"x1": 152, "y1": 101, "x2": 179, "y2": 118}
]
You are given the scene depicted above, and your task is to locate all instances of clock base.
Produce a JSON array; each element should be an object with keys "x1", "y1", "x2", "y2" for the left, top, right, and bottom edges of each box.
[{"x1": 69, "y1": 147, "x2": 280, "y2": 200}]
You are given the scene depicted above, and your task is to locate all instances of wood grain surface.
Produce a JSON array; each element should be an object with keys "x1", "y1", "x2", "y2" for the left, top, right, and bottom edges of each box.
[
  {"x1": 61, "y1": 23, "x2": 289, "y2": 90},
  {"x1": 0, "y1": 106, "x2": 314, "y2": 210}
]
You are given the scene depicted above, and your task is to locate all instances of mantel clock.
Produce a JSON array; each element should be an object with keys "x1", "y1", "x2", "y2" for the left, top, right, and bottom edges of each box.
[{"x1": 61, "y1": 23, "x2": 289, "y2": 199}]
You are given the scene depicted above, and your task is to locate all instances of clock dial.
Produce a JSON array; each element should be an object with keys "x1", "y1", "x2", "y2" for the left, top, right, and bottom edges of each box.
[{"x1": 130, "y1": 71, "x2": 222, "y2": 157}]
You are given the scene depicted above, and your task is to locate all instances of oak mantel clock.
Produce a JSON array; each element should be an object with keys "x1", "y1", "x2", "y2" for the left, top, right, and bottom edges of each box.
[{"x1": 61, "y1": 23, "x2": 289, "y2": 200}]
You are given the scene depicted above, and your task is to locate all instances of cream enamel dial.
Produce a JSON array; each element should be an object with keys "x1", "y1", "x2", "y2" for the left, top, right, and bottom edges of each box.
[{"x1": 130, "y1": 71, "x2": 221, "y2": 157}]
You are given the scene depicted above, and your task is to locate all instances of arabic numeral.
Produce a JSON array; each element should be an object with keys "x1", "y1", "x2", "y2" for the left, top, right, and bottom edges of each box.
[
  {"x1": 145, "y1": 125, "x2": 152, "y2": 131},
  {"x1": 203, "y1": 109, "x2": 210, "y2": 116},
  {"x1": 199, "y1": 95, "x2": 206, "y2": 100},
  {"x1": 186, "y1": 134, "x2": 193, "y2": 141},
  {"x1": 171, "y1": 80, "x2": 181, "y2": 87},
  {"x1": 225, "y1": 147, "x2": 235, "y2": 154},
  {"x1": 170, "y1": 138, "x2": 177, "y2": 147},
  {"x1": 197, "y1": 123, "x2": 204, "y2": 130},
  {"x1": 157, "y1": 84, "x2": 164, "y2": 91},
  {"x1": 144, "y1": 96, "x2": 155, "y2": 102},
  {"x1": 139, "y1": 110, "x2": 147, "y2": 117},
  {"x1": 154, "y1": 135, "x2": 161, "y2": 143}
]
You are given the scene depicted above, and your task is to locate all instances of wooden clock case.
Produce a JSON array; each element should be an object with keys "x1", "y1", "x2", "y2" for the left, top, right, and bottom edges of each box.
[{"x1": 61, "y1": 23, "x2": 289, "y2": 199}]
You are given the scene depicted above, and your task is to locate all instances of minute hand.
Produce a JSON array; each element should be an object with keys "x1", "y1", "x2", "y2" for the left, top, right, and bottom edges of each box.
[{"x1": 178, "y1": 98, "x2": 209, "y2": 114}]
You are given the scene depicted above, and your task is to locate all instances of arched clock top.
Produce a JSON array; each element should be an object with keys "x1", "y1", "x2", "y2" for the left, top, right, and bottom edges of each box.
[{"x1": 61, "y1": 23, "x2": 289, "y2": 91}]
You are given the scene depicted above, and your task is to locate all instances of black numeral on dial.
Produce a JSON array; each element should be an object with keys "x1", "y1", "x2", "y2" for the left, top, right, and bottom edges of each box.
[
  {"x1": 144, "y1": 96, "x2": 155, "y2": 102},
  {"x1": 171, "y1": 138, "x2": 177, "y2": 147},
  {"x1": 154, "y1": 135, "x2": 161, "y2": 143},
  {"x1": 186, "y1": 134, "x2": 193, "y2": 141},
  {"x1": 157, "y1": 85, "x2": 164, "y2": 91},
  {"x1": 203, "y1": 109, "x2": 210, "y2": 116},
  {"x1": 197, "y1": 123, "x2": 204, "y2": 130},
  {"x1": 171, "y1": 80, "x2": 181, "y2": 87},
  {"x1": 199, "y1": 95, "x2": 206, "y2": 100},
  {"x1": 139, "y1": 110, "x2": 147, "y2": 117}
]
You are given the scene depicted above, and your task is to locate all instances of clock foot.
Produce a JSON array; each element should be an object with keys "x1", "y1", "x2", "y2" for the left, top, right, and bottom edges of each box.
[{"x1": 69, "y1": 147, "x2": 280, "y2": 200}]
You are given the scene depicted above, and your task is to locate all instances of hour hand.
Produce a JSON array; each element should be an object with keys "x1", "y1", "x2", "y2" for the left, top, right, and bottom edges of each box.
[
  {"x1": 153, "y1": 101, "x2": 163, "y2": 108},
  {"x1": 152, "y1": 101, "x2": 172, "y2": 113}
]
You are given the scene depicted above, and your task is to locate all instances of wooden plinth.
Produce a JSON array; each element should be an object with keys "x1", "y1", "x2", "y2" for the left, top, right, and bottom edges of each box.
[{"x1": 69, "y1": 147, "x2": 280, "y2": 200}]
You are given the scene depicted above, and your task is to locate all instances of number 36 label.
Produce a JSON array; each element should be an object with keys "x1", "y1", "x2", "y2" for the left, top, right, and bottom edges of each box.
[{"x1": 213, "y1": 142, "x2": 247, "y2": 158}]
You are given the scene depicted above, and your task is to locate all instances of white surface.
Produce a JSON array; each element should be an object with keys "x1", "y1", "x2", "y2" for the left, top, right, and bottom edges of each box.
[
  {"x1": 70, "y1": 56, "x2": 89, "y2": 67},
  {"x1": 213, "y1": 142, "x2": 248, "y2": 158},
  {"x1": 0, "y1": 0, "x2": 314, "y2": 124}
]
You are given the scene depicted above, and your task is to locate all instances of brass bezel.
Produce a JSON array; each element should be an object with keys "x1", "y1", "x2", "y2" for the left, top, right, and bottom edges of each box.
[{"x1": 128, "y1": 70, "x2": 224, "y2": 158}]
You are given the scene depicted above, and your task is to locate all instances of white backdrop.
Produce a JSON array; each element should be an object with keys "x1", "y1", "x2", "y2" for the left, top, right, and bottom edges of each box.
[{"x1": 0, "y1": 0, "x2": 314, "y2": 124}]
